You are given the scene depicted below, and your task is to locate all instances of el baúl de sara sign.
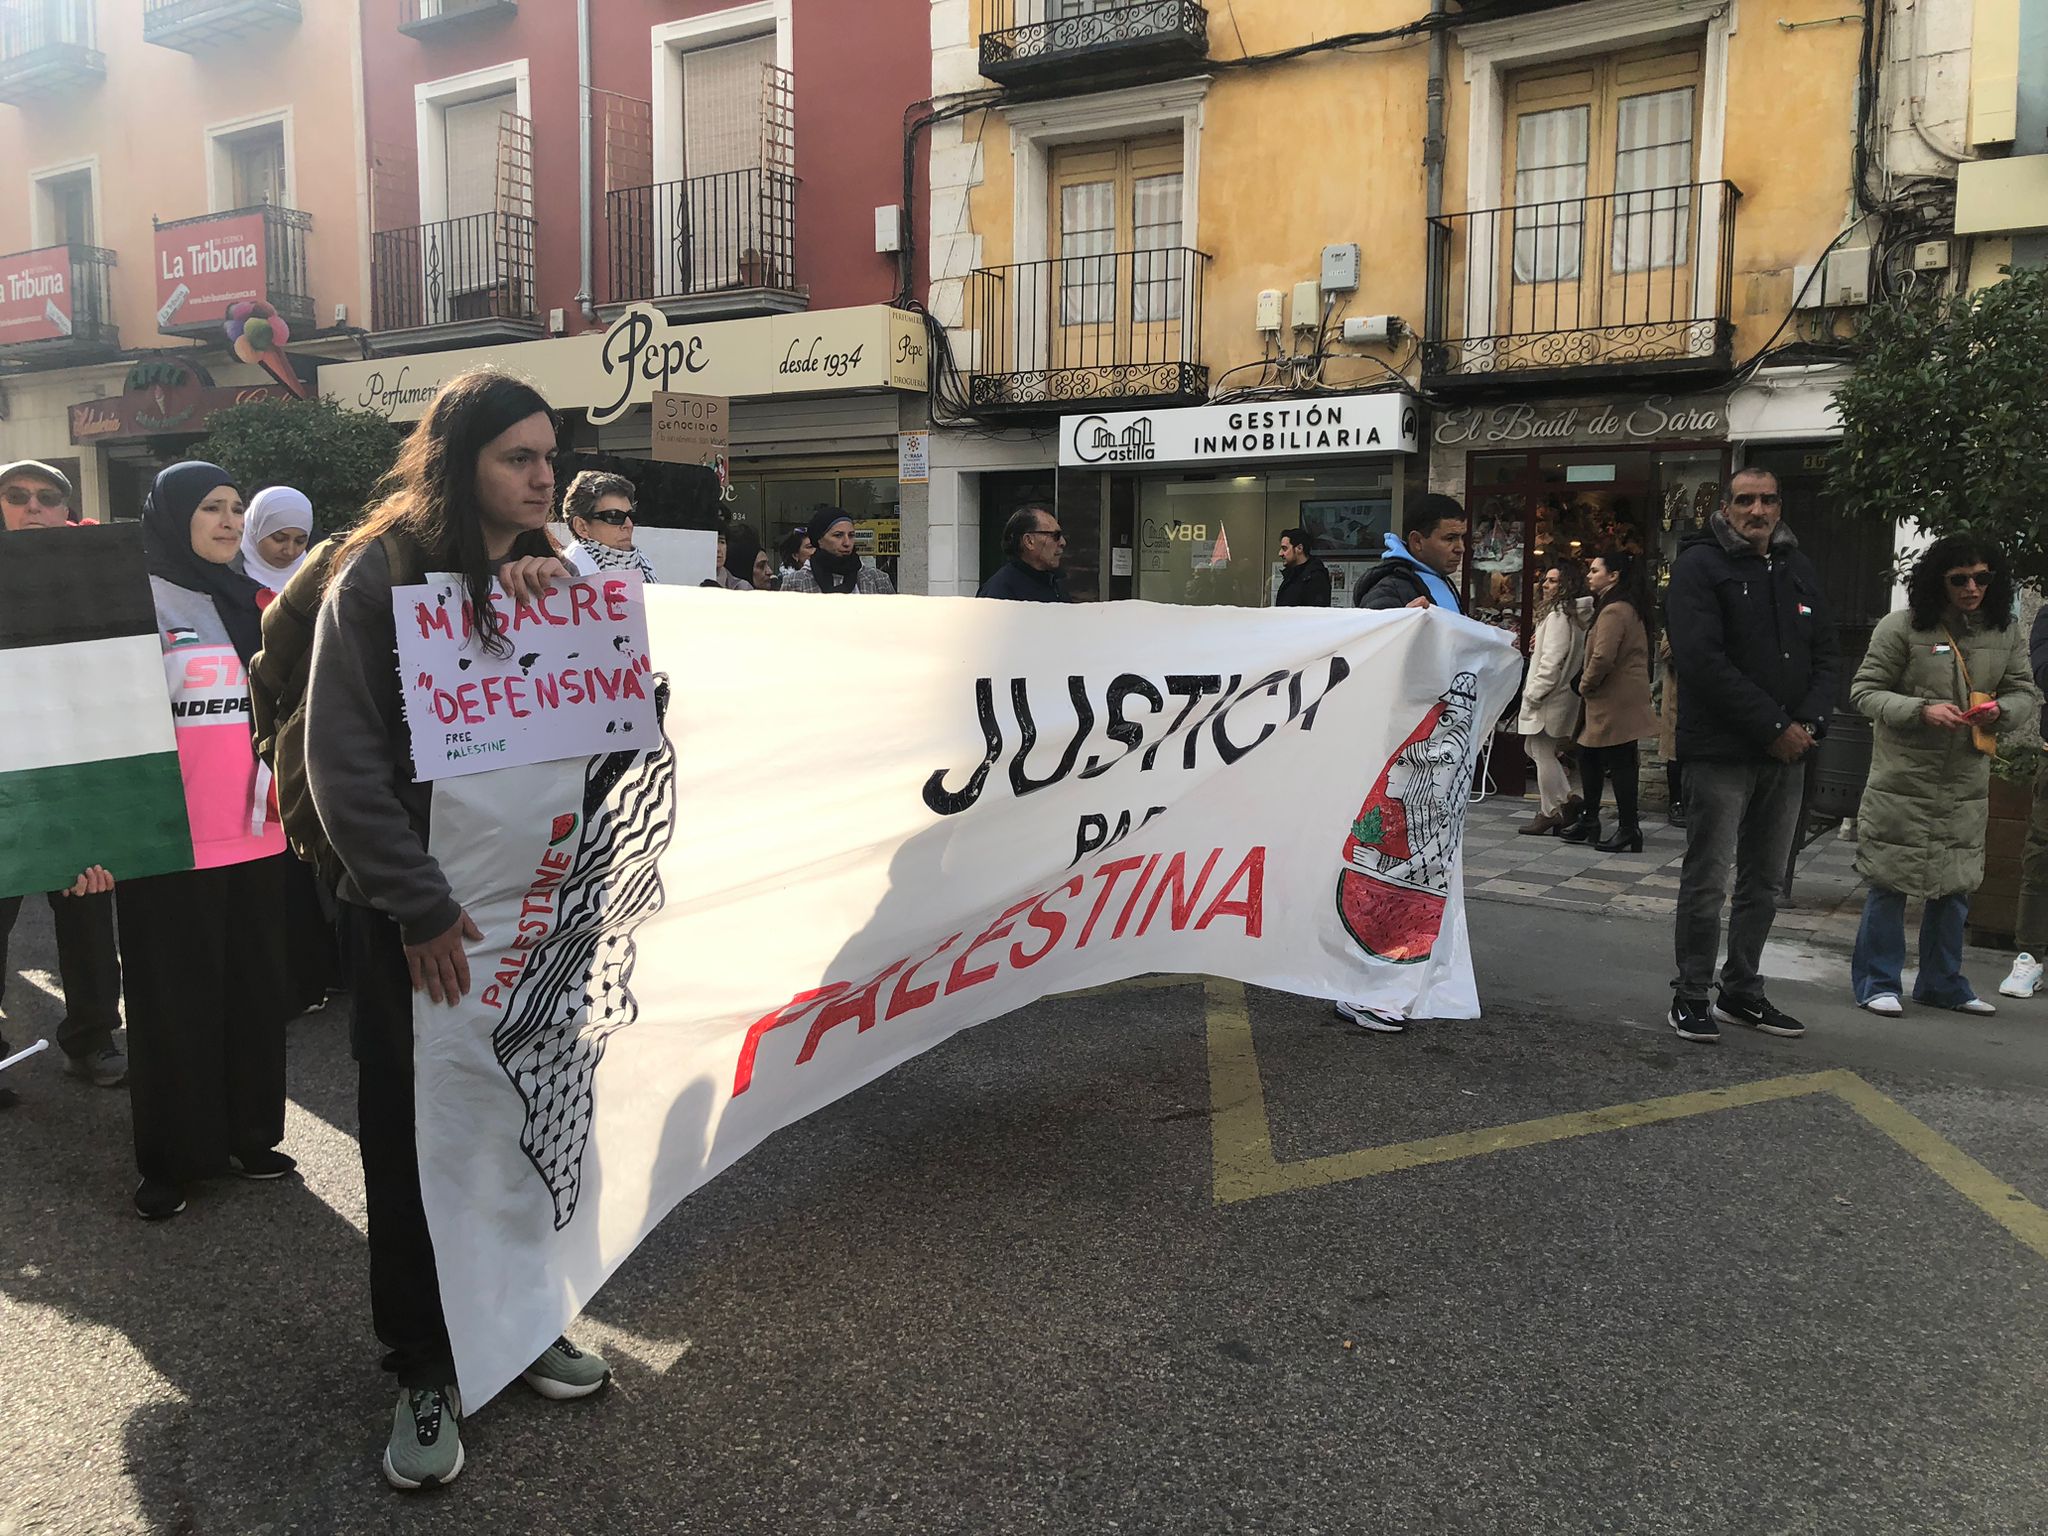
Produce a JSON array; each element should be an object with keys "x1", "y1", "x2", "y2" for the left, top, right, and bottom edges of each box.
[{"x1": 1060, "y1": 394, "x2": 1420, "y2": 469}]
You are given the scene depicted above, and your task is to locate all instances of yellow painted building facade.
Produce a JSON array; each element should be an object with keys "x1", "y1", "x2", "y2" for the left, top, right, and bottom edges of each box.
[{"x1": 922, "y1": 0, "x2": 1933, "y2": 637}]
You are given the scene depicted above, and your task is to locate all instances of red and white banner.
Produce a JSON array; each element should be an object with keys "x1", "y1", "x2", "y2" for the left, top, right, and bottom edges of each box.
[
  {"x1": 416, "y1": 591, "x2": 1519, "y2": 1404},
  {"x1": 154, "y1": 211, "x2": 266, "y2": 331},
  {"x1": 0, "y1": 247, "x2": 75, "y2": 342}
]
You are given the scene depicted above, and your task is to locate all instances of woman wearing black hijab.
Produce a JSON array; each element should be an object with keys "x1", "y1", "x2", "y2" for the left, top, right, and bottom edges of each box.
[
  {"x1": 122, "y1": 461, "x2": 295, "y2": 1219},
  {"x1": 780, "y1": 506, "x2": 895, "y2": 593}
]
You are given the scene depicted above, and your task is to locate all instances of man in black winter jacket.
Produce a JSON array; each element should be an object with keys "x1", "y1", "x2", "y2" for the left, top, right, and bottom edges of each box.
[
  {"x1": 977, "y1": 505, "x2": 1070, "y2": 602},
  {"x1": 1274, "y1": 528, "x2": 1332, "y2": 607},
  {"x1": 1663, "y1": 467, "x2": 1837, "y2": 1046},
  {"x1": 1353, "y1": 494, "x2": 1468, "y2": 613}
]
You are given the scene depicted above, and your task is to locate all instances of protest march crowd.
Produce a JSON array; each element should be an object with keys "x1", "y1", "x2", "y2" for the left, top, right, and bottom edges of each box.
[{"x1": 4, "y1": 364, "x2": 2046, "y2": 1493}]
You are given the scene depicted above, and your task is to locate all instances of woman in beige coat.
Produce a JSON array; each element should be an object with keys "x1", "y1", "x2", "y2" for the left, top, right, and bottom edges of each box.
[
  {"x1": 1516, "y1": 559, "x2": 1592, "y2": 834},
  {"x1": 1562, "y1": 550, "x2": 1659, "y2": 852}
]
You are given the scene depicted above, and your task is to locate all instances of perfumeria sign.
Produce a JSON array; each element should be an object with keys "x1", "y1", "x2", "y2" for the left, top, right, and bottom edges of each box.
[{"x1": 1061, "y1": 394, "x2": 1420, "y2": 469}]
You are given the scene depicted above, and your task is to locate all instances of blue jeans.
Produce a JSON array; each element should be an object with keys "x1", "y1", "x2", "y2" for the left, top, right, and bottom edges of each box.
[{"x1": 1850, "y1": 887, "x2": 1975, "y2": 1006}]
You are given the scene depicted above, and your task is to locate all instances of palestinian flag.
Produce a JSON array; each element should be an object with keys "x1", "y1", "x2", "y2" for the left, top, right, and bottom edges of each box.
[{"x1": 0, "y1": 524, "x2": 191, "y2": 898}]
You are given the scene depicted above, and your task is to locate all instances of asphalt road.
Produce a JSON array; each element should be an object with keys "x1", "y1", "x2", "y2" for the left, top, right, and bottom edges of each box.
[{"x1": 2, "y1": 893, "x2": 2044, "y2": 1536}]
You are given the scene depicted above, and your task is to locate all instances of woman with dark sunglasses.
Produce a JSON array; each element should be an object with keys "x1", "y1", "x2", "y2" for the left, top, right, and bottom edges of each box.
[
  {"x1": 1848, "y1": 535, "x2": 2039, "y2": 1017},
  {"x1": 559, "y1": 469, "x2": 657, "y2": 583}
]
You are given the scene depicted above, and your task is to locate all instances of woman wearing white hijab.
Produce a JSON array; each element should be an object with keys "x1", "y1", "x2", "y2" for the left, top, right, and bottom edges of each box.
[
  {"x1": 237, "y1": 483, "x2": 336, "y2": 1014},
  {"x1": 240, "y1": 486, "x2": 314, "y2": 592}
]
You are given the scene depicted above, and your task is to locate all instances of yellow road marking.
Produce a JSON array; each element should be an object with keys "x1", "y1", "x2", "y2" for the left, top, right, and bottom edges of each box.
[{"x1": 1205, "y1": 983, "x2": 2048, "y2": 1264}]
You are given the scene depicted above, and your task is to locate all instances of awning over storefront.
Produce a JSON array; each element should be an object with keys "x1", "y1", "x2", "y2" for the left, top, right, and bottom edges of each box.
[
  {"x1": 1058, "y1": 393, "x2": 1420, "y2": 470},
  {"x1": 320, "y1": 304, "x2": 928, "y2": 426}
]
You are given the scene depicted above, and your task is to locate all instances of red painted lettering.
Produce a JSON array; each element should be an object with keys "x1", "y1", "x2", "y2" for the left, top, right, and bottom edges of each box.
[
  {"x1": 1111, "y1": 853, "x2": 1162, "y2": 939},
  {"x1": 1076, "y1": 857, "x2": 1145, "y2": 948},
  {"x1": 795, "y1": 961, "x2": 908, "y2": 1064},
  {"x1": 415, "y1": 601, "x2": 455, "y2": 641},
  {"x1": 886, "y1": 933, "x2": 962, "y2": 1020},
  {"x1": 1137, "y1": 849, "x2": 1222, "y2": 936},
  {"x1": 946, "y1": 897, "x2": 1041, "y2": 995},
  {"x1": 1195, "y1": 847, "x2": 1266, "y2": 936},
  {"x1": 732, "y1": 985, "x2": 847, "y2": 1096},
  {"x1": 603, "y1": 578, "x2": 629, "y2": 622},
  {"x1": 1011, "y1": 877, "x2": 1083, "y2": 967},
  {"x1": 569, "y1": 583, "x2": 600, "y2": 625}
]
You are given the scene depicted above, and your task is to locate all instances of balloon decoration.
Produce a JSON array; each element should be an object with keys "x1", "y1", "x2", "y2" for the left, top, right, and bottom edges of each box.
[{"x1": 225, "y1": 300, "x2": 308, "y2": 399}]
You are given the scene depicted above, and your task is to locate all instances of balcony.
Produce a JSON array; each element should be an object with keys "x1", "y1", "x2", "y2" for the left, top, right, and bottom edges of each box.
[
  {"x1": 152, "y1": 204, "x2": 312, "y2": 339},
  {"x1": 370, "y1": 211, "x2": 540, "y2": 348},
  {"x1": 1423, "y1": 181, "x2": 1740, "y2": 394},
  {"x1": 964, "y1": 247, "x2": 1208, "y2": 418},
  {"x1": 398, "y1": 0, "x2": 515, "y2": 36},
  {"x1": 979, "y1": 0, "x2": 1207, "y2": 87},
  {"x1": 143, "y1": 0, "x2": 299, "y2": 52},
  {"x1": 606, "y1": 169, "x2": 802, "y2": 320},
  {"x1": 0, "y1": 244, "x2": 117, "y2": 361},
  {"x1": 0, "y1": 0, "x2": 103, "y2": 104}
]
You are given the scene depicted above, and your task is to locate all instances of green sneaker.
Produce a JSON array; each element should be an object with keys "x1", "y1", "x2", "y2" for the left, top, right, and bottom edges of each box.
[
  {"x1": 382, "y1": 1384, "x2": 463, "y2": 1491},
  {"x1": 520, "y1": 1336, "x2": 611, "y2": 1400}
]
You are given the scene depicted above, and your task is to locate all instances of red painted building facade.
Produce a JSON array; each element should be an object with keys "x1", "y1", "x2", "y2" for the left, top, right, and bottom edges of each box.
[{"x1": 339, "y1": 0, "x2": 934, "y2": 579}]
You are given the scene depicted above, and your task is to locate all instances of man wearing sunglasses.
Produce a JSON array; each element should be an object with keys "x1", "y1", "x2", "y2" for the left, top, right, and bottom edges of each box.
[
  {"x1": 0, "y1": 460, "x2": 127, "y2": 1104},
  {"x1": 0, "y1": 459, "x2": 84, "y2": 531},
  {"x1": 1663, "y1": 466, "x2": 1838, "y2": 1046},
  {"x1": 977, "y1": 504, "x2": 1070, "y2": 603}
]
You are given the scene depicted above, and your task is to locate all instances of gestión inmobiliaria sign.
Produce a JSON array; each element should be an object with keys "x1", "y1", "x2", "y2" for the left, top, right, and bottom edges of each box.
[{"x1": 1060, "y1": 393, "x2": 1421, "y2": 469}]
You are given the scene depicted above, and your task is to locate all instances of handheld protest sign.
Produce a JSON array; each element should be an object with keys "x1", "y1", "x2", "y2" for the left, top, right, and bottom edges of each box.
[
  {"x1": 0, "y1": 523, "x2": 192, "y2": 898},
  {"x1": 393, "y1": 571, "x2": 658, "y2": 781}
]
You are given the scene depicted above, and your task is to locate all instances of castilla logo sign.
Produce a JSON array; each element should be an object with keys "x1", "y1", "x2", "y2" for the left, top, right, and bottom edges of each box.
[
  {"x1": 1061, "y1": 393, "x2": 1420, "y2": 469},
  {"x1": 1073, "y1": 414, "x2": 1158, "y2": 465}
]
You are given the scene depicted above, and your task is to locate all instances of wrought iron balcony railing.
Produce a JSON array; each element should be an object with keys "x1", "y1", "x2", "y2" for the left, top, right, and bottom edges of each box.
[
  {"x1": 143, "y1": 0, "x2": 300, "y2": 52},
  {"x1": 0, "y1": 243, "x2": 117, "y2": 355},
  {"x1": 0, "y1": 0, "x2": 103, "y2": 101},
  {"x1": 965, "y1": 247, "x2": 1208, "y2": 416},
  {"x1": 370, "y1": 211, "x2": 537, "y2": 335},
  {"x1": 606, "y1": 168, "x2": 799, "y2": 311},
  {"x1": 979, "y1": 0, "x2": 1207, "y2": 85},
  {"x1": 152, "y1": 204, "x2": 312, "y2": 336},
  {"x1": 1424, "y1": 180, "x2": 1741, "y2": 391},
  {"x1": 398, "y1": 0, "x2": 516, "y2": 34}
]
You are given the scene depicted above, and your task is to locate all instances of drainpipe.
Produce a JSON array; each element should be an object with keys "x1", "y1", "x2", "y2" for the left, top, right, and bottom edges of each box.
[
  {"x1": 574, "y1": 0, "x2": 598, "y2": 326},
  {"x1": 1424, "y1": 0, "x2": 1447, "y2": 225}
]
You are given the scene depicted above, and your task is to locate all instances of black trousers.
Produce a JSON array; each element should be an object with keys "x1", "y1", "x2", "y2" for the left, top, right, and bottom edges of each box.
[
  {"x1": 283, "y1": 858, "x2": 338, "y2": 1013},
  {"x1": 115, "y1": 857, "x2": 290, "y2": 1183},
  {"x1": 0, "y1": 887, "x2": 121, "y2": 1059},
  {"x1": 344, "y1": 901, "x2": 455, "y2": 1388},
  {"x1": 1581, "y1": 741, "x2": 1641, "y2": 831}
]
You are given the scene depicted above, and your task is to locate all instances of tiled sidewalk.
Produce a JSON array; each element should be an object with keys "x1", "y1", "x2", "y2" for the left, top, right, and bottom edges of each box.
[{"x1": 1460, "y1": 790, "x2": 1869, "y2": 948}]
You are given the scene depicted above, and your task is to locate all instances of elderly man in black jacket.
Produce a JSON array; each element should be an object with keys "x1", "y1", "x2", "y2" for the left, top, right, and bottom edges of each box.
[
  {"x1": 1664, "y1": 467, "x2": 1837, "y2": 1046},
  {"x1": 978, "y1": 505, "x2": 1070, "y2": 602}
]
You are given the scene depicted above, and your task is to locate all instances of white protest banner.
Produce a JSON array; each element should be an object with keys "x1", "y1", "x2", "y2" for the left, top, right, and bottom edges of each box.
[
  {"x1": 392, "y1": 573, "x2": 656, "y2": 781},
  {"x1": 416, "y1": 593, "x2": 1518, "y2": 1404}
]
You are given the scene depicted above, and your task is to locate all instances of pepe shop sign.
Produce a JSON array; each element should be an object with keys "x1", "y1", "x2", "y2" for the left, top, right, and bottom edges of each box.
[
  {"x1": 1434, "y1": 394, "x2": 1726, "y2": 448},
  {"x1": 323, "y1": 305, "x2": 929, "y2": 425}
]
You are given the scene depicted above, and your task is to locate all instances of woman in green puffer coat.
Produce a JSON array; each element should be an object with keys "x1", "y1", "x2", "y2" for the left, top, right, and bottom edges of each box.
[{"x1": 1849, "y1": 535, "x2": 2040, "y2": 1016}]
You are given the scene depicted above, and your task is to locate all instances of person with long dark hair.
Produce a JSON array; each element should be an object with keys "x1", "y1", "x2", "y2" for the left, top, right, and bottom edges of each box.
[
  {"x1": 305, "y1": 370, "x2": 612, "y2": 1491},
  {"x1": 775, "y1": 526, "x2": 813, "y2": 586},
  {"x1": 121, "y1": 462, "x2": 296, "y2": 1218},
  {"x1": 1516, "y1": 558, "x2": 1591, "y2": 835},
  {"x1": 1561, "y1": 550, "x2": 1657, "y2": 852},
  {"x1": 1849, "y1": 535, "x2": 2039, "y2": 1016}
]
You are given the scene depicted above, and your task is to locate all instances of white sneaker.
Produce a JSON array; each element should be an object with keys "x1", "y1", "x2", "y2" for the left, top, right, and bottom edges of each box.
[
  {"x1": 1334, "y1": 1000, "x2": 1406, "y2": 1034},
  {"x1": 1953, "y1": 997, "x2": 1997, "y2": 1015},
  {"x1": 1860, "y1": 994, "x2": 1903, "y2": 1017},
  {"x1": 1997, "y1": 953, "x2": 2041, "y2": 998}
]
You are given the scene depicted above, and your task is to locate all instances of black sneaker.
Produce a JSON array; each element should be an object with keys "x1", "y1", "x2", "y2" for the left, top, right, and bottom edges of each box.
[
  {"x1": 1669, "y1": 995, "x2": 1720, "y2": 1043},
  {"x1": 228, "y1": 1148, "x2": 299, "y2": 1180},
  {"x1": 134, "y1": 1177, "x2": 186, "y2": 1220},
  {"x1": 1713, "y1": 992, "x2": 1807, "y2": 1039}
]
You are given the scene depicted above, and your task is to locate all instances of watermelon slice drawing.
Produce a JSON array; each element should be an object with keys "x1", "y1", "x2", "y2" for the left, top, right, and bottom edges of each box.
[
  {"x1": 549, "y1": 813, "x2": 579, "y2": 847},
  {"x1": 1337, "y1": 672, "x2": 1481, "y2": 963}
]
